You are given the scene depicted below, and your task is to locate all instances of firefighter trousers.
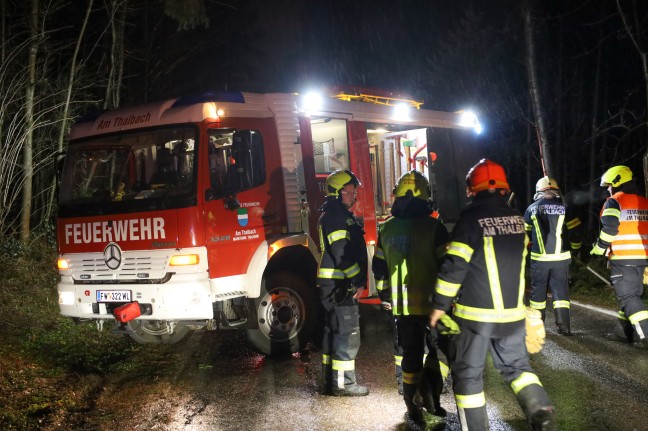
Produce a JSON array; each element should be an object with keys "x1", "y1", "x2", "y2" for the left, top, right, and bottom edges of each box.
[
  {"x1": 530, "y1": 261, "x2": 571, "y2": 326},
  {"x1": 397, "y1": 315, "x2": 445, "y2": 413},
  {"x1": 448, "y1": 324, "x2": 552, "y2": 430},
  {"x1": 610, "y1": 262, "x2": 648, "y2": 340},
  {"x1": 320, "y1": 294, "x2": 361, "y2": 390},
  {"x1": 392, "y1": 316, "x2": 448, "y2": 390}
]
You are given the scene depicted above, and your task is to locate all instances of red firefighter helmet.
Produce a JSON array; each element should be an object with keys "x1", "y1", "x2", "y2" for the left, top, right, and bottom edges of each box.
[{"x1": 466, "y1": 159, "x2": 510, "y2": 193}]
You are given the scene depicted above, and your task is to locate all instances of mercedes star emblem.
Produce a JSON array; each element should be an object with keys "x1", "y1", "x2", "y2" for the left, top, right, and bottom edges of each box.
[{"x1": 103, "y1": 242, "x2": 122, "y2": 270}]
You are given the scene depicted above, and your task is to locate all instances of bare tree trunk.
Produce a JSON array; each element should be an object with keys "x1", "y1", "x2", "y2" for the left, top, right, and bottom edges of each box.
[
  {"x1": 616, "y1": 0, "x2": 648, "y2": 196},
  {"x1": 104, "y1": 0, "x2": 126, "y2": 109},
  {"x1": 44, "y1": 0, "x2": 94, "y2": 222},
  {"x1": 555, "y1": 25, "x2": 564, "y2": 184},
  {"x1": 588, "y1": 42, "x2": 603, "y2": 234},
  {"x1": 1, "y1": 0, "x2": 5, "y2": 62},
  {"x1": 524, "y1": 0, "x2": 553, "y2": 178},
  {"x1": 0, "y1": 0, "x2": 5, "y2": 156},
  {"x1": 20, "y1": 0, "x2": 39, "y2": 244}
]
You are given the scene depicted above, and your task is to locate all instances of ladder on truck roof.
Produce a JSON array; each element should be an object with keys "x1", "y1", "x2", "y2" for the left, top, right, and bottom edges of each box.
[{"x1": 329, "y1": 88, "x2": 424, "y2": 109}]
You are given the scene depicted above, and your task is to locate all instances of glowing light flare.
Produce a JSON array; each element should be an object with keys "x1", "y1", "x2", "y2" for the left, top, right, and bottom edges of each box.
[
  {"x1": 169, "y1": 254, "x2": 200, "y2": 266},
  {"x1": 203, "y1": 103, "x2": 225, "y2": 119},
  {"x1": 57, "y1": 258, "x2": 69, "y2": 270},
  {"x1": 300, "y1": 92, "x2": 324, "y2": 115},
  {"x1": 458, "y1": 110, "x2": 483, "y2": 134},
  {"x1": 392, "y1": 103, "x2": 411, "y2": 121},
  {"x1": 58, "y1": 291, "x2": 74, "y2": 305}
]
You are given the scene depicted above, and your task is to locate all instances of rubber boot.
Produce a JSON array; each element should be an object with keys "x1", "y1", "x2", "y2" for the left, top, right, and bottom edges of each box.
[
  {"x1": 396, "y1": 362, "x2": 404, "y2": 395},
  {"x1": 555, "y1": 308, "x2": 571, "y2": 336},
  {"x1": 540, "y1": 308, "x2": 546, "y2": 322},
  {"x1": 403, "y1": 383, "x2": 425, "y2": 430},
  {"x1": 419, "y1": 367, "x2": 447, "y2": 417},
  {"x1": 516, "y1": 384, "x2": 557, "y2": 431},
  {"x1": 607, "y1": 314, "x2": 636, "y2": 343},
  {"x1": 331, "y1": 383, "x2": 369, "y2": 396},
  {"x1": 457, "y1": 404, "x2": 489, "y2": 431},
  {"x1": 320, "y1": 360, "x2": 332, "y2": 395}
]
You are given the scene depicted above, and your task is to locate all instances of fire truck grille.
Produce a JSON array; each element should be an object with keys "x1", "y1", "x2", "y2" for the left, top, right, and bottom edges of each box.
[{"x1": 67, "y1": 254, "x2": 170, "y2": 284}]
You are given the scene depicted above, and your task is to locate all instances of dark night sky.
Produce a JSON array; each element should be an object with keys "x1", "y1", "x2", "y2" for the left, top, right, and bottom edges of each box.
[
  {"x1": 11, "y1": 0, "x2": 645, "y2": 213},
  {"x1": 110, "y1": 0, "x2": 646, "y2": 207}
]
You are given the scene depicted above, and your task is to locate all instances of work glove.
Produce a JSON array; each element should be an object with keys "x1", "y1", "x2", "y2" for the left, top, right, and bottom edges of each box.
[
  {"x1": 590, "y1": 242, "x2": 606, "y2": 256},
  {"x1": 525, "y1": 307, "x2": 546, "y2": 354},
  {"x1": 436, "y1": 314, "x2": 461, "y2": 336},
  {"x1": 380, "y1": 301, "x2": 392, "y2": 311}
]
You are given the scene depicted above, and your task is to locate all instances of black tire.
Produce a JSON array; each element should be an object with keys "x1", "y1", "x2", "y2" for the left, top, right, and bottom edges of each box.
[
  {"x1": 125, "y1": 320, "x2": 193, "y2": 344},
  {"x1": 246, "y1": 271, "x2": 319, "y2": 356}
]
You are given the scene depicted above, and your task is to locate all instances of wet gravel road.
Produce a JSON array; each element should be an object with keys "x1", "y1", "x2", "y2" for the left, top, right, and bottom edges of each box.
[{"x1": 126, "y1": 301, "x2": 648, "y2": 431}]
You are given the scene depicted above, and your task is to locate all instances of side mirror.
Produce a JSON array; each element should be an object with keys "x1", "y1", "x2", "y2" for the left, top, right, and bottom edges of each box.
[{"x1": 224, "y1": 194, "x2": 240, "y2": 211}]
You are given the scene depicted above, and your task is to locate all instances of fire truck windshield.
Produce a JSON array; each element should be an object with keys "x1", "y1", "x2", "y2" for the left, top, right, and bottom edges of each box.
[{"x1": 58, "y1": 126, "x2": 198, "y2": 216}]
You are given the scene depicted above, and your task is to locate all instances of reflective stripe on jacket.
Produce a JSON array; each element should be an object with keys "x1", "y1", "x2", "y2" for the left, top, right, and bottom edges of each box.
[
  {"x1": 597, "y1": 192, "x2": 648, "y2": 263},
  {"x1": 317, "y1": 198, "x2": 367, "y2": 290},
  {"x1": 523, "y1": 197, "x2": 581, "y2": 263},
  {"x1": 373, "y1": 211, "x2": 449, "y2": 315},
  {"x1": 433, "y1": 193, "x2": 526, "y2": 333}
]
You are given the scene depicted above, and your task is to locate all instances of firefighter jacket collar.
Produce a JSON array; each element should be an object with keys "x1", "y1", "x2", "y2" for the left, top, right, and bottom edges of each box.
[
  {"x1": 390, "y1": 196, "x2": 432, "y2": 219},
  {"x1": 319, "y1": 196, "x2": 349, "y2": 214}
]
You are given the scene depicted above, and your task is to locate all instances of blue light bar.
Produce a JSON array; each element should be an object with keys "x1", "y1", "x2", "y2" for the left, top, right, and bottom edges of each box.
[{"x1": 173, "y1": 92, "x2": 245, "y2": 106}]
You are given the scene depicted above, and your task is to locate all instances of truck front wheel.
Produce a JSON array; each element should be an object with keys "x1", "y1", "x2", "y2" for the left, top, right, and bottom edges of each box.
[
  {"x1": 246, "y1": 271, "x2": 319, "y2": 356},
  {"x1": 125, "y1": 320, "x2": 193, "y2": 344}
]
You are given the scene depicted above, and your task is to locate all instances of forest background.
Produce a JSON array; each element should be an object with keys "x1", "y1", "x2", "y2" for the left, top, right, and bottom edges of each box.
[{"x1": 0, "y1": 0, "x2": 647, "y2": 252}]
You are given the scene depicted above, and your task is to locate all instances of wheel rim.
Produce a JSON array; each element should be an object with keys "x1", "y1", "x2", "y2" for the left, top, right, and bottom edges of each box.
[
  {"x1": 256, "y1": 287, "x2": 305, "y2": 342},
  {"x1": 137, "y1": 320, "x2": 171, "y2": 336}
]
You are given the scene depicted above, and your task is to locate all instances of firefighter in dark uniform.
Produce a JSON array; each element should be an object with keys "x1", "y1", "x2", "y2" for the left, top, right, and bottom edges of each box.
[
  {"x1": 317, "y1": 169, "x2": 369, "y2": 396},
  {"x1": 591, "y1": 165, "x2": 648, "y2": 348},
  {"x1": 524, "y1": 177, "x2": 582, "y2": 335},
  {"x1": 373, "y1": 171, "x2": 450, "y2": 427},
  {"x1": 430, "y1": 159, "x2": 556, "y2": 431}
]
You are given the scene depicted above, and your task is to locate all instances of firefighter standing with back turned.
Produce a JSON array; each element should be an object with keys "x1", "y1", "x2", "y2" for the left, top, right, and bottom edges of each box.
[
  {"x1": 373, "y1": 170, "x2": 450, "y2": 429},
  {"x1": 524, "y1": 177, "x2": 582, "y2": 335},
  {"x1": 317, "y1": 169, "x2": 369, "y2": 396},
  {"x1": 591, "y1": 165, "x2": 648, "y2": 348},
  {"x1": 429, "y1": 159, "x2": 556, "y2": 431}
]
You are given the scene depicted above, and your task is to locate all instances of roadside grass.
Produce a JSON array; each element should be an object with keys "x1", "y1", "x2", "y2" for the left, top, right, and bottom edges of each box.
[
  {"x1": 483, "y1": 354, "x2": 614, "y2": 431},
  {"x1": 0, "y1": 239, "x2": 180, "y2": 430}
]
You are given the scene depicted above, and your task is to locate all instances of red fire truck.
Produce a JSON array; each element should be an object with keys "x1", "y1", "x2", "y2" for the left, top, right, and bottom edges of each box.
[{"x1": 56, "y1": 89, "x2": 481, "y2": 355}]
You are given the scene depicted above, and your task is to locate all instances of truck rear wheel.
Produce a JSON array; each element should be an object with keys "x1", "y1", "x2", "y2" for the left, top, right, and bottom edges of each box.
[
  {"x1": 246, "y1": 271, "x2": 319, "y2": 356},
  {"x1": 125, "y1": 320, "x2": 193, "y2": 344}
]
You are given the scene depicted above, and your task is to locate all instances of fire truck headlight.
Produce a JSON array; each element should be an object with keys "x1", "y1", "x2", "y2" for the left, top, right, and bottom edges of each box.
[
  {"x1": 169, "y1": 254, "x2": 200, "y2": 266},
  {"x1": 59, "y1": 291, "x2": 75, "y2": 305},
  {"x1": 57, "y1": 258, "x2": 69, "y2": 270}
]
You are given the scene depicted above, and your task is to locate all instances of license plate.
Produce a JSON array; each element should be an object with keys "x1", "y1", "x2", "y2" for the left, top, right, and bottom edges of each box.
[{"x1": 96, "y1": 290, "x2": 132, "y2": 302}]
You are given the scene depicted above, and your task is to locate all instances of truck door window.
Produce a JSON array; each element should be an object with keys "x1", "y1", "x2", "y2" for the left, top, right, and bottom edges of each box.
[
  {"x1": 208, "y1": 129, "x2": 265, "y2": 197},
  {"x1": 310, "y1": 118, "x2": 349, "y2": 174},
  {"x1": 58, "y1": 127, "x2": 198, "y2": 216}
]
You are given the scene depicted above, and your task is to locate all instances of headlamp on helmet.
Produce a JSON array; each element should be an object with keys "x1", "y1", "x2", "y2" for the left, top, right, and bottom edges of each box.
[
  {"x1": 393, "y1": 170, "x2": 431, "y2": 201},
  {"x1": 326, "y1": 169, "x2": 361, "y2": 197},
  {"x1": 466, "y1": 159, "x2": 510, "y2": 193},
  {"x1": 600, "y1": 165, "x2": 632, "y2": 188}
]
